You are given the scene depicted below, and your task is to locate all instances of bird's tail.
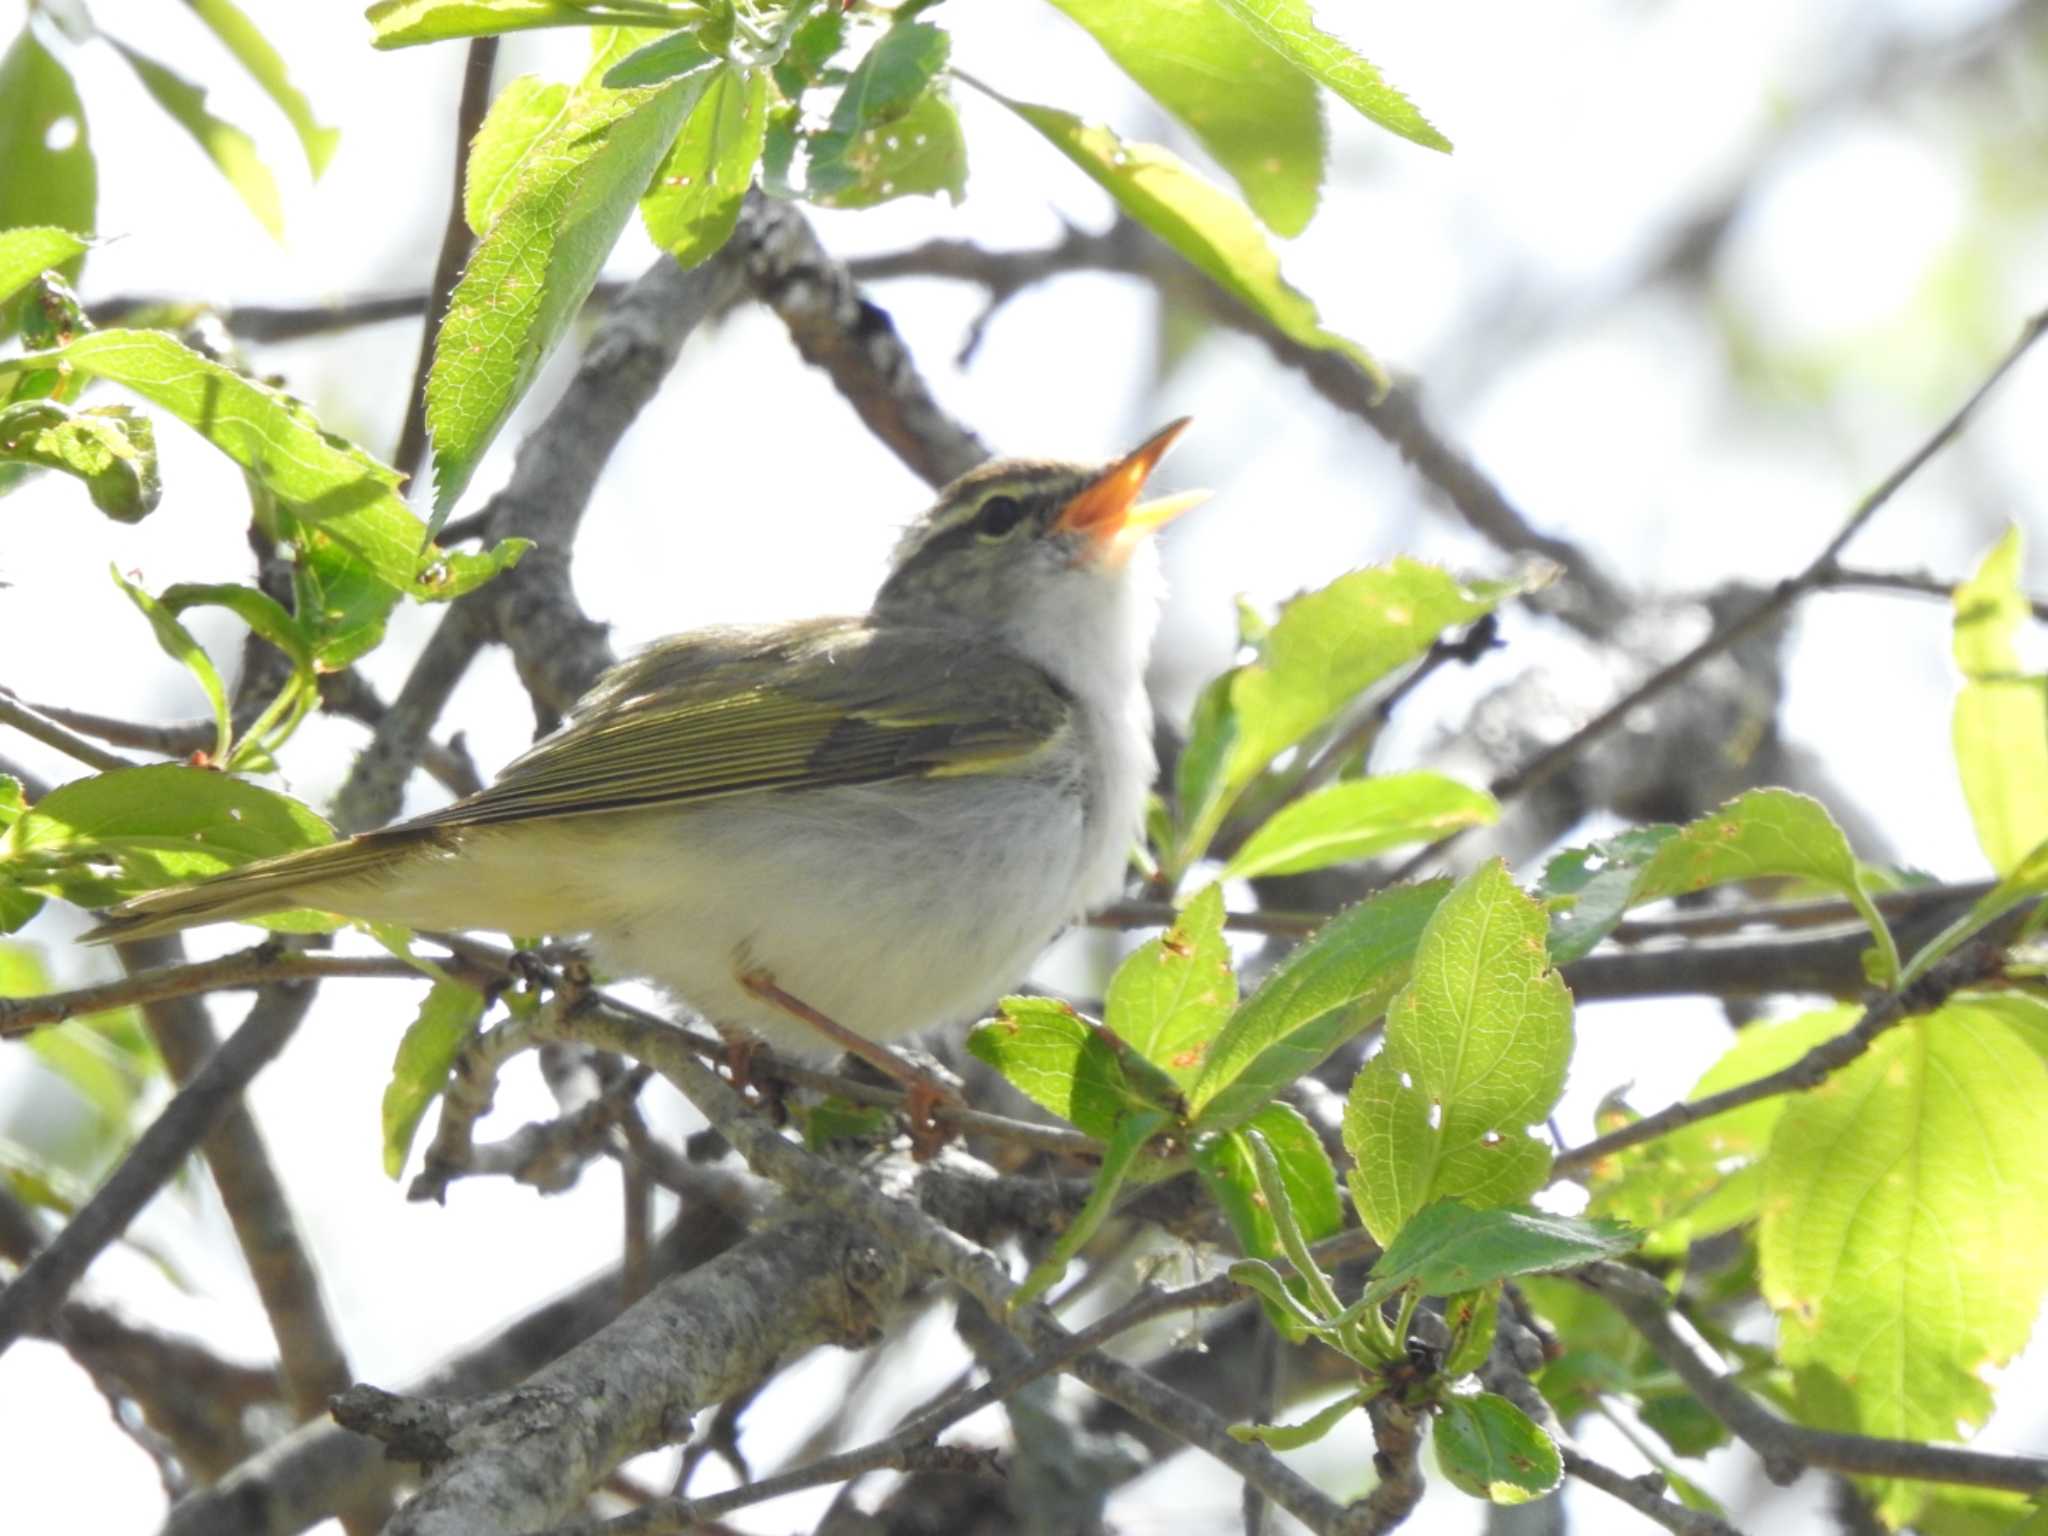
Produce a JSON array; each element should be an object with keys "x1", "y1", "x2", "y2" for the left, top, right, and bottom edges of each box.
[{"x1": 81, "y1": 829, "x2": 430, "y2": 945}]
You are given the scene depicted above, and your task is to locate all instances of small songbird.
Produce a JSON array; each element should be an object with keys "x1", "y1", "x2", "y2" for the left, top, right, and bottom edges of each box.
[{"x1": 88, "y1": 421, "x2": 1207, "y2": 1074}]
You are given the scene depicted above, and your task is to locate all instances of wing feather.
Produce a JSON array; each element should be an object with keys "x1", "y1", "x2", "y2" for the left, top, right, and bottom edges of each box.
[{"x1": 406, "y1": 619, "x2": 1072, "y2": 830}]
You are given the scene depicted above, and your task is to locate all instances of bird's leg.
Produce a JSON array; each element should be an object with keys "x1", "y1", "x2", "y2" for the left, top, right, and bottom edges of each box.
[{"x1": 735, "y1": 968, "x2": 960, "y2": 1133}]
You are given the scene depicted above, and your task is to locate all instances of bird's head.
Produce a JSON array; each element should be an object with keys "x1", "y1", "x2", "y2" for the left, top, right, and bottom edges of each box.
[{"x1": 873, "y1": 420, "x2": 1206, "y2": 686}]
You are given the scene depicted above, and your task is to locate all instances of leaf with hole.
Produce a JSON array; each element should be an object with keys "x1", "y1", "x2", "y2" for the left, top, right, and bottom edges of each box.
[
  {"x1": 1345, "y1": 862, "x2": 1572, "y2": 1244},
  {"x1": 0, "y1": 399, "x2": 158, "y2": 521}
]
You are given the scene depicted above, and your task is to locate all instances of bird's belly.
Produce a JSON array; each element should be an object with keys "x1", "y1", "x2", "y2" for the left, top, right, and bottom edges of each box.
[{"x1": 545, "y1": 777, "x2": 1096, "y2": 1053}]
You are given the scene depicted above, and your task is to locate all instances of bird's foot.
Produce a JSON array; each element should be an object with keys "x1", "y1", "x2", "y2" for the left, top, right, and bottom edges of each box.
[{"x1": 735, "y1": 968, "x2": 961, "y2": 1153}]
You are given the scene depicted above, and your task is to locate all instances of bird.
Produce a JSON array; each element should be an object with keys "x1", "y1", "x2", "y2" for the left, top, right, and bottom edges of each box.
[{"x1": 87, "y1": 421, "x2": 1207, "y2": 1080}]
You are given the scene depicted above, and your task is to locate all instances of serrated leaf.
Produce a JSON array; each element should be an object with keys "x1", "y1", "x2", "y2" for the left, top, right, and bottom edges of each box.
[
  {"x1": 381, "y1": 978, "x2": 486, "y2": 1178},
  {"x1": 1043, "y1": 0, "x2": 1323, "y2": 235},
  {"x1": 1, "y1": 763, "x2": 338, "y2": 929},
  {"x1": 183, "y1": 0, "x2": 339, "y2": 175},
  {"x1": 426, "y1": 71, "x2": 703, "y2": 515},
  {"x1": 0, "y1": 227, "x2": 90, "y2": 310},
  {"x1": 367, "y1": 0, "x2": 655, "y2": 48},
  {"x1": 1104, "y1": 883, "x2": 1235, "y2": 1084},
  {"x1": 1230, "y1": 1388, "x2": 1366, "y2": 1449},
  {"x1": 464, "y1": 74, "x2": 571, "y2": 235},
  {"x1": 1760, "y1": 1002, "x2": 2048, "y2": 1447},
  {"x1": 1953, "y1": 526, "x2": 2048, "y2": 877},
  {"x1": 0, "y1": 31, "x2": 96, "y2": 338},
  {"x1": 1345, "y1": 862, "x2": 1572, "y2": 1245},
  {"x1": 0, "y1": 329, "x2": 525, "y2": 598},
  {"x1": 1360, "y1": 1201, "x2": 1638, "y2": 1309},
  {"x1": 966, "y1": 997, "x2": 1173, "y2": 1140},
  {"x1": 285, "y1": 516, "x2": 400, "y2": 669},
  {"x1": 1211, "y1": 0, "x2": 1450, "y2": 152},
  {"x1": 1177, "y1": 561, "x2": 1528, "y2": 867},
  {"x1": 111, "y1": 41, "x2": 284, "y2": 239},
  {"x1": 1538, "y1": 825, "x2": 1678, "y2": 966},
  {"x1": 1001, "y1": 94, "x2": 1383, "y2": 397},
  {"x1": 0, "y1": 399, "x2": 159, "y2": 521},
  {"x1": 112, "y1": 568, "x2": 231, "y2": 764},
  {"x1": 1434, "y1": 1393, "x2": 1561, "y2": 1504},
  {"x1": 807, "y1": 21, "x2": 954, "y2": 203},
  {"x1": 1196, "y1": 1101, "x2": 1342, "y2": 1265},
  {"x1": 1190, "y1": 879, "x2": 1447, "y2": 1130},
  {"x1": 641, "y1": 65, "x2": 765, "y2": 267},
  {"x1": 1223, "y1": 773, "x2": 1499, "y2": 882},
  {"x1": 1010, "y1": 1106, "x2": 1170, "y2": 1310},
  {"x1": 1634, "y1": 788, "x2": 1897, "y2": 985}
]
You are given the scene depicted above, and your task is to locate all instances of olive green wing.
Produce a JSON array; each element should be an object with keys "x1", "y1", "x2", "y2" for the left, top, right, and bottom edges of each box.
[{"x1": 405, "y1": 619, "x2": 1073, "y2": 831}]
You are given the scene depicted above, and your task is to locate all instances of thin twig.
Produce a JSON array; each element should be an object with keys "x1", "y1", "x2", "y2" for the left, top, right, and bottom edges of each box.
[
  {"x1": 394, "y1": 38, "x2": 499, "y2": 482},
  {"x1": 1561, "y1": 1447, "x2": 1743, "y2": 1536},
  {"x1": 1386, "y1": 305, "x2": 2048, "y2": 884},
  {"x1": 1552, "y1": 937, "x2": 2004, "y2": 1178},
  {"x1": 1583, "y1": 1262, "x2": 2048, "y2": 1494},
  {"x1": 0, "y1": 687, "x2": 139, "y2": 773},
  {"x1": 1814, "y1": 562, "x2": 2048, "y2": 621}
]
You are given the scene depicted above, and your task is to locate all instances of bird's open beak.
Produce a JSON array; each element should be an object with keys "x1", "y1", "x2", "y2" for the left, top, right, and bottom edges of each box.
[{"x1": 1053, "y1": 418, "x2": 1210, "y2": 564}]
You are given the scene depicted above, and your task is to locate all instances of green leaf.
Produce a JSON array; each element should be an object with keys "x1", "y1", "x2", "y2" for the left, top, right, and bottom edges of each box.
[
  {"x1": 601, "y1": 28, "x2": 716, "y2": 88},
  {"x1": 1178, "y1": 562, "x2": 1527, "y2": 867},
  {"x1": 110, "y1": 41, "x2": 284, "y2": 239},
  {"x1": 1359, "y1": 1201, "x2": 1639, "y2": 1309},
  {"x1": 0, "y1": 399, "x2": 159, "y2": 521},
  {"x1": 1442, "y1": 1285, "x2": 1500, "y2": 1380},
  {"x1": 966, "y1": 997, "x2": 1173, "y2": 1140},
  {"x1": 641, "y1": 65, "x2": 765, "y2": 267},
  {"x1": 1041, "y1": 0, "x2": 1323, "y2": 236},
  {"x1": 1174, "y1": 671, "x2": 1237, "y2": 857},
  {"x1": 1900, "y1": 835, "x2": 2048, "y2": 987},
  {"x1": 1, "y1": 763, "x2": 338, "y2": 929},
  {"x1": 285, "y1": 515, "x2": 401, "y2": 669},
  {"x1": 0, "y1": 30, "x2": 96, "y2": 337},
  {"x1": 464, "y1": 74, "x2": 571, "y2": 236},
  {"x1": 806, "y1": 86, "x2": 965, "y2": 209},
  {"x1": 1587, "y1": 1005, "x2": 1856, "y2": 1251},
  {"x1": 1000, "y1": 94, "x2": 1383, "y2": 396},
  {"x1": 1223, "y1": 773, "x2": 1499, "y2": 882},
  {"x1": 1953, "y1": 526, "x2": 2048, "y2": 877},
  {"x1": 0, "y1": 329, "x2": 525, "y2": 598},
  {"x1": 2, "y1": 940, "x2": 158, "y2": 1134},
  {"x1": 1633, "y1": 788, "x2": 1897, "y2": 985},
  {"x1": 1537, "y1": 825, "x2": 1679, "y2": 966},
  {"x1": 1196, "y1": 1101, "x2": 1342, "y2": 1264},
  {"x1": 807, "y1": 21, "x2": 960, "y2": 205},
  {"x1": 1230, "y1": 1388, "x2": 1366, "y2": 1450},
  {"x1": 367, "y1": 0, "x2": 665, "y2": 48},
  {"x1": 426, "y1": 71, "x2": 703, "y2": 515},
  {"x1": 112, "y1": 568, "x2": 232, "y2": 764},
  {"x1": 1104, "y1": 883, "x2": 1235, "y2": 1085},
  {"x1": 1010, "y1": 1106, "x2": 1170, "y2": 1310},
  {"x1": 800, "y1": 1094, "x2": 895, "y2": 1150},
  {"x1": 0, "y1": 227, "x2": 90, "y2": 310},
  {"x1": 381, "y1": 978, "x2": 486, "y2": 1178},
  {"x1": 1761, "y1": 1002, "x2": 2048, "y2": 1446},
  {"x1": 1344, "y1": 862, "x2": 1572, "y2": 1244},
  {"x1": 1433, "y1": 1393, "x2": 1562, "y2": 1504},
  {"x1": 1210, "y1": 0, "x2": 1450, "y2": 152},
  {"x1": 182, "y1": 0, "x2": 340, "y2": 175},
  {"x1": 1189, "y1": 879, "x2": 1447, "y2": 1130}
]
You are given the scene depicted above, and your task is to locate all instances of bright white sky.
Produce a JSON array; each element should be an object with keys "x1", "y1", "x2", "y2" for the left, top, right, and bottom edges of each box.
[{"x1": 2, "y1": 0, "x2": 2046, "y2": 1531}]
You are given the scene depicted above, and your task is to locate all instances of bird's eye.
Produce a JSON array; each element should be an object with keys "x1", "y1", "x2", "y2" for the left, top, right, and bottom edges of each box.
[{"x1": 974, "y1": 494, "x2": 1027, "y2": 540}]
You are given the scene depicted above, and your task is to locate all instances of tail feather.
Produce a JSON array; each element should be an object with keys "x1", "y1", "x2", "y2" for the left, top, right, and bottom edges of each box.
[{"x1": 81, "y1": 830, "x2": 427, "y2": 944}]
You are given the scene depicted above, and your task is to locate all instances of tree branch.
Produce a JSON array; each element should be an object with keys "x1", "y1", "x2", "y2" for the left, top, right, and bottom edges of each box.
[
  {"x1": 734, "y1": 197, "x2": 990, "y2": 487},
  {"x1": 0, "y1": 979, "x2": 316, "y2": 1357},
  {"x1": 0, "y1": 685, "x2": 140, "y2": 772},
  {"x1": 338, "y1": 1210, "x2": 913, "y2": 1536},
  {"x1": 1582, "y1": 1262, "x2": 2048, "y2": 1495}
]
